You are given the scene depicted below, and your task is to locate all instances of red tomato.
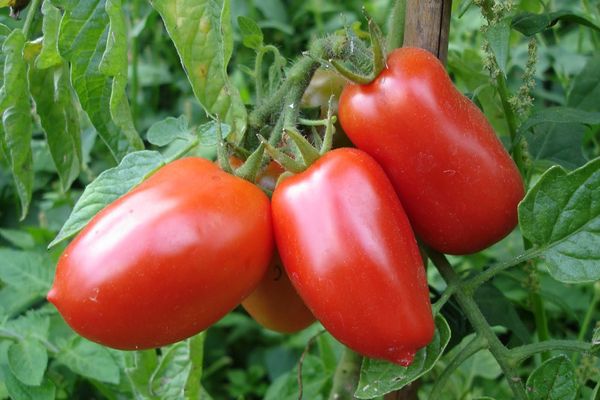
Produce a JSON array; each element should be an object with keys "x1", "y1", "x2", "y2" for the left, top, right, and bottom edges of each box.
[
  {"x1": 272, "y1": 148, "x2": 434, "y2": 366},
  {"x1": 242, "y1": 254, "x2": 315, "y2": 333},
  {"x1": 47, "y1": 157, "x2": 273, "y2": 350},
  {"x1": 338, "y1": 47, "x2": 525, "y2": 255}
]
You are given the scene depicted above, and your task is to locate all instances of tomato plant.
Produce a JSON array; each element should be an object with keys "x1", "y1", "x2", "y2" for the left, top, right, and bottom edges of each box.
[
  {"x1": 0, "y1": 0, "x2": 599, "y2": 399},
  {"x1": 272, "y1": 148, "x2": 434, "y2": 365},
  {"x1": 339, "y1": 47, "x2": 525, "y2": 255},
  {"x1": 48, "y1": 157, "x2": 273, "y2": 349}
]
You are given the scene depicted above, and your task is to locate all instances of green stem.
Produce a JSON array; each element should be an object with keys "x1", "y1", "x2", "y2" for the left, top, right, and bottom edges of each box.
[
  {"x1": 463, "y1": 248, "x2": 541, "y2": 291},
  {"x1": 495, "y1": 73, "x2": 526, "y2": 174},
  {"x1": 432, "y1": 283, "x2": 457, "y2": 315},
  {"x1": 130, "y1": 0, "x2": 141, "y2": 123},
  {"x1": 530, "y1": 291, "x2": 550, "y2": 361},
  {"x1": 249, "y1": 56, "x2": 319, "y2": 131},
  {"x1": 166, "y1": 137, "x2": 199, "y2": 163},
  {"x1": 509, "y1": 340, "x2": 592, "y2": 364},
  {"x1": 429, "y1": 335, "x2": 487, "y2": 400},
  {"x1": 254, "y1": 45, "x2": 281, "y2": 105},
  {"x1": 427, "y1": 249, "x2": 528, "y2": 400},
  {"x1": 327, "y1": 347, "x2": 362, "y2": 400},
  {"x1": 22, "y1": 0, "x2": 41, "y2": 39},
  {"x1": 386, "y1": 0, "x2": 407, "y2": 50},
  {"x1": 578, "y1": 283, "x2": 600, "y2": 342}
]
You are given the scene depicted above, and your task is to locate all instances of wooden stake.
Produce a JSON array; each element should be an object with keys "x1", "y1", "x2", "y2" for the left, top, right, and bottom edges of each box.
[{"x1": 403, "y1": 0, "x2": 452, "y2": 63}]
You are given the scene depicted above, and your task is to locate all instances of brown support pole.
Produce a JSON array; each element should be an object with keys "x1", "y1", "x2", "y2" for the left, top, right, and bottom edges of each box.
[
  {"x1": 403, "y1": 0, "x2": 453, "y2": 63},
  {"x1": 383, "y1": 2, "x2": 453, "y2": 400}
]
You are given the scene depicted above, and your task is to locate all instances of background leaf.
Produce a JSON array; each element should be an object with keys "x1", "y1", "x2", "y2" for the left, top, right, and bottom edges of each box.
[
  {"x1": 7, "y1": 339, "x2": 48, "y2": 386},
  {"x1": 0, "y1": 29, "x2": 33, "y2": 220},
  {"x1": 56, "y1": 338, "x2": 120, "y2": 384},
  {"x1": 512, "y1": 10, "x2": 600, "y2": 36},
  {"x1": 49, "y1": 150, "x2": 164, "y2": 247},
  {"x1": 151, "y1": 0, "x2": 247, "y2": 140},
  {"x1": 0, "y1": 365, "x2": 55, "y2": 400},
  {"x1": 519, "y1": 158, "x2": 600, "y2": 283},
  {"x1": 525, "y1": 356, "x2": 577, "y2": 400},
  {"x1": 57, "y1": 0, "x2": 143, "y2": 161},
  {"x1": 354, "y1": 315, "x2": 451, "y2": 399},
  {"x1": 29, "y1": 64, "x2": 82, "y2": 192}
]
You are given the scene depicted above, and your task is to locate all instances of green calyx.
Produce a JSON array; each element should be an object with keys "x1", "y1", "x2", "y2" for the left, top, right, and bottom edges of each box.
[
  {"x1": 259, "y1": 96, "x2": 337, "y2": 176},
  {"x1": 330, "y1": 15, "x2": 387, "y2": 85}
]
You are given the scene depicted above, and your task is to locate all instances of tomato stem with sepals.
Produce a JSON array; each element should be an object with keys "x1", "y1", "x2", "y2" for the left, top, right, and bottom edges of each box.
[
  {"x1": 427, "y1": 248, "x2": 529, "y2": 400},
  {"x1": 367, "y1": 15, "x2": 386, "y2": 78},
  {"x1": 330, "y1": 59, "x2": 374, "y2": 85},
  {"x1": 22, "y1": 0, "x2": 41, "y2": 39},
  {"x1": 255, "y1": 45, "x2": 282, "y2": 105},
  {"x1": 234, "y1": 143, "x2": 266, "y2": 183},
  {"x1": 259, "y1": 135, "x2": 305, "y2": 174},
  {"x1": 319, "y1": 96, "x2": 336, "y2": 155},
  {"x1": 327, "y1": 347, "x2": 362, "y2": 400},
  {"x1": 386, "y1": 0, "x2": 407, "y2": 50},
  {"x1": 429, "y1": 335, "x2": 487, "y2": 399},
  {"x1": 285, "y1": 127, "x2": 321, "y2": 167}
]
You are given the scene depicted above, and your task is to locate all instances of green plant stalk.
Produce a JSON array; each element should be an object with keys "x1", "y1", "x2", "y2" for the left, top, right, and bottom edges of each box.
[
  {"x1": 578, "y1": 284, "x2": 600, "y2": 342},
  {"x1": 529, "y1": 283, "x2": 551, "y2": 362},
  {"x1": 22, "y1": 0, "x2": 42, "y2": 39},
  {"x1": 495, "y1": 73, "x2": 526, "y2": 174},
  {"x1": 429, "y1": 335, "x2": 487, "y2": 399},
  {"x1": 463, "y1": 248, "x2": 540, "y2": 291},
  {"x1": 249, "y1": 56, "x2": 319, "y2": 131},
  {"x1": 386, "y1": 0, "x2": 407, "y2": 50},
  {"x1": 327, "y1": 347, "x2": 362, "y2": 400},
  {"x1": 254, "y1": 45, "x2": 280, "y2": 105},
  {"x1": 509, "y1": 340, "x2": 592, "y2": 364},
  {"x1": 428, "y1": 249, "x2": 528, "y2": 400}
]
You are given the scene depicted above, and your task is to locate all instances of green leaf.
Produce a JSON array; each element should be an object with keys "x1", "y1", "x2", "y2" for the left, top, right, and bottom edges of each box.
[
  {"x1": 146, "y1": 116, "x2": 194, "y2": 147},
  {"x1": 354, "y1": 315, "x2": 451, "y2": 399},
  {"x1": 36, "y1": 1, "x2": 63, "y2": 69},
  {"x1": 198, "y1": 121, "x2": 231, "y2": 147},
  {"x1": 520, "y1": 107, "x2": 600, "y2": 133},
  {"x1": 56, "y1": 338, "x2": 120, "y2": 384},
  {"x1": 525, "y1": 123, "x2": 587, "y2": 170},
  {"x1": 7, "y1": 340, "x2": 48, "y2": 386},
  {"x1": 485, "y1": 20, "x2": 510, "y2": 76},
  {"x1": 525, "y1": 356, "x2": 577, "y2": 400},
  {"x1": 29, "y1": 64, "x2": 82, "y2": 192},
  {"x1": 0, "y1": 249, "x2": 54, "y2": 294},
  {"x1": 519, "y1": 158, "x2": 600, "y2": 283},
  {"x1": 4, "y1": 310, "x2": 51, "y2": 340},
  {"x1": 0, "y1": 228, "x2": 35, "y2": 249},
  {"x1": 264, "y1": 354, "x2": 330, "y2": 400},
  {"x1": 151, "y1": 0, "x2": 247, "y2": 140},
  {"x1": 0, "y1": 29, "x2": 33, "y2": 220},
  {"x1": 568, "y1": 53, "x2": 600, "y2": 112},
  {"x1": 238, "y1": 16, "x2": 263, "y2": 50},
  {"x1": 58, "y1": 0, "x2": 143, "y2": 161},
  {"x1": 511, "y1": 10, "x2": 600, "y2": 36},
  {"x1": 150, "y1": 333, "x2": 205, "y2": 399},
  {"x1": 0, "y1": 365, "x2": 55, "y2": 400},
  {"x1": 49, "y1": 150, "x2": 165, "y2": 247}
]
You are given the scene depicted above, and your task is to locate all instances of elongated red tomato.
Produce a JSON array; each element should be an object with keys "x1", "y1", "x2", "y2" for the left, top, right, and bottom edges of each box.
[
  {"x1": 48, "y1": 157, "x2": 273, "y2": 350},
  {"x1": 272, "y1": 148, "x2": 434, "y2": 366},
  {"x1": 339, "y1": 47, "x2": 525, "y2": 255}
]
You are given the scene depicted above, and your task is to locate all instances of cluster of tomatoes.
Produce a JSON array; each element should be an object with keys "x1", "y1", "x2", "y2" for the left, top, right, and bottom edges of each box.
[{"x1": 48, "y1": 48, "x2": 524, "y2": 366}]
